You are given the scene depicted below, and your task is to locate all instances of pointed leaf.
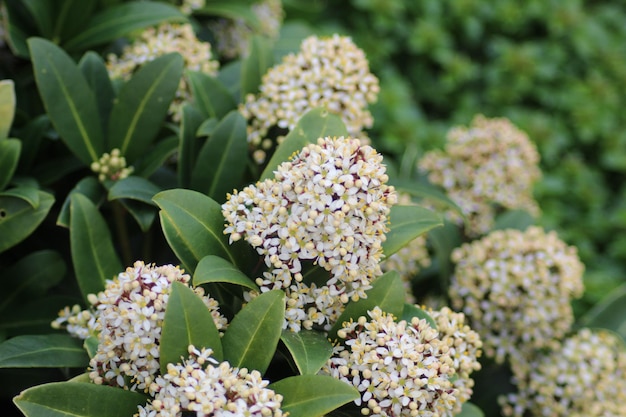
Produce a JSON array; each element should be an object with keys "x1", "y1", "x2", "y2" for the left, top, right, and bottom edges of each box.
[
  {"x1": 187, "y1": 71, "x2": 237, "y2": 120},
  {"x1": 392, "y1": 178, "x2": 466, "y2": 221},
  {"x1": 261, "y1": 108, "x2": 348, "y2": 180},
  {"x1": 160, "y1": 282, "x2": 223, "y2": 373},
  {"x1": 270, "y1": 375, "x2": 359, "y2": 417},
  {"x1": 51, "y1": 0, "x2": 97, "y2": 45},
  {"x1": 0, "y1": 335, "x2": 89, "y2": 368},
  {"x1": 401, "y1": 304, "x2": 437, "y2": 329},
  {"x1": 70, "y1": 193, "x2": 122, "y2": 300},
  {"x1": 107, "y1": 53, "x2": 184, "y2": 162},
  {"x1": 0, "y1": 191, "x2": 54, "y2": 253},
  {"x1": 0, "y1": 186, "x2": 40, "y2": 208},
  {"x1": 28, "y1": 37, "x2": 104, "y2": 164},
  {"x1": 79, "y1": 52, "x2": 115, "y2": 134},
  {"x1": 0, "y1": 295, "x2": 80, "y2": 337},
  {"x1": 14, "y1": 382, "x2": 147, "y2": 417},
  {"x1": 117, "y1": 199, "x2": 158, "y2": 233},
  {"x1": 57, "y1": 176, "x2": 103, "y2": 228},
  {"x1": 222, "y1": 290, "x2": 285, "y2": 373},
  {"x1": 190, "y1": 111, "x2": 248, "y2": 200},
  {"x1": 178, "y1": 104, "x2": 205, "y2": 188},
  {"x1": 21, "y1": 0, "x2": 55, "y2": 38},
  {"x1": 0, "y1": 138, "x2": 21, "y2": 191},
  {"x1": 193, "y1": 255, "x2": 259, "y2": 291},
  {"x1": 108, "y1": 176, "x2": 160, "y2": 206},
  {"x1": 133, "y1": 136, "x2": 179, "y2": 178},
  {"x1": 0, "y1": 79, "x2": 16, "y2": 140},
  {"x1": 280, "y1": 329, "x2": 333, "y2": 375},
  {"x1": 153, "y1": 188, "x2": 239, "y2": 273},
  {"x1": 63, "y1": 2, "x2": 186, "y2": 52},
  {"x1": 428, "y1": 220, "x2": 463, "y2": 289},
  {"x1": 578, "y1": 283, "x2": 626, "y2": 341},
  {"x1": 194, "y1": 4, "x2": 260, "y2": 31},
  {"x1": 383, "y1": 205, "x2": 442, "y2": 257},
  {"x1": 240, "y1": 35, "x2": 274, "y2": 97}
]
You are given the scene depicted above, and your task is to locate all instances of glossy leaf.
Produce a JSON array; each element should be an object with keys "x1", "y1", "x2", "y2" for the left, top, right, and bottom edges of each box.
[
  {"x1": 0, "y1": 295, "x2": 78, "y2": 337},
  {"x1": 456, "y1": 402, "x2": 485, "y2": 417},
  {"x1": 222, "y1": 290, "x2": 285, "y2": 374},
  {"x1": 56, "y1": 176, "x2": 103, "y2": 228},
  {"x1": 153, "y1": 189, "x2": 239, "y2": 273},
  {"x1": 28, "y1": 37, "x2": 103, "y2": 164},
  {"x1": 197, "y1": 118, "x2": 219, "y2": 137},
  {"x1": 177, "y1": 104, "x2": 205, "y2": 188},
  {"x1": 280, "y1": 329, "x2": 333, "y2": 375},
  {"x1": 240, "y1": 35, "x2": 274, "y2": 97},
  {"x1": 14, "y1": 382, "x2": 147, "y2": 417},
  {"x1": 270, "y1": 375, "x2": 359, "y2": 417},
  {"x1": 63, "y1": 2, "x2": 186, "y2": 51},
  {"x1": 0, "y1": 191, "x2": 54, "y2": 253},
  {"x1": 0, "y1": 335, "x2": 89, "y2": 368},
  {"x1": 79, "y1": 52, "x2": 115, "y2": 134},
  {"x1": 187, "y1": 71, "x2": 237, "y2": 119},
  {"x1": 133, "y1": 136, "x2": 178, "y2": 178},
  {"x1": 578, "y1": 283, "x2": 626, "y2": 340},
  {"x1": 70, "y1": 193, "x2": 122, "y2": 300},
  {"x1": 0, "y1": 138, "x2": 21, "y2": 191},
  {"x1": 261, "y1": 108, "x2": 348, "y2": 180},
  {"x1": 401, "y1": 304, "x2": 437, "y2": 329},
  {"x1": 51, "y1": 0, "x2": 97, "y2": 44},
  {"x1": 107, "y1": 53, "x2": 184, "y2": 162},
  {"x1": 190, "y1": 110, "x2": 248, "y2": 200},
  {"x1": 160, "y1": 282, "x2": 223, "y2": 373},
  {"x1": 0, "y1": 79, "x2": 16, "y2": 140},
  {"x1": 193, "y1": 255, "x2": 259, "y2": 291},
  {"x1": 382, "y1": 204, "x2": 443, "y2": 257},
  {"x1": 392, "y1": 178, "x2": 466, "y2": 221},
  {"x1": 0, "y1": 185, "x2": 40, "y2": 208},
  {"x1": 108, "y1": 176, "x2": 160, "y2": 206}
]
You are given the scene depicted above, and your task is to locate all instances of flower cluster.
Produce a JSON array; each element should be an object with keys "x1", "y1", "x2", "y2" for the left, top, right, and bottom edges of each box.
[
  {"x1": 501, "y1": 328, "x2": 626, "y2": 417},
  {"x1": 209, "y1": 0, "x2": 284, "y2": 60},
  {"x1": 90, "y1": 148, "x2": 133, "y2": 182},
  {"x1": 321, "y1": 307, "x2": 458, "y2": 417},
  {"x1": 418, "y1": 115, "x2": 541, "y2": 236},
  {"x1": 449, "y1": 226, "x2": 584, "y2": 363},
  {"x1": 222, "y1": 136, "x2": 396, "y2": 331},
  {"x1": 137, "y1": 345, "x2": 285, "y2": 417},
  {"x1": 86, "y1": 261, "x2": 227, "y2": 393},
  {"x1": 178, "y1": 0, "x2": 205, "y2": 15},
  {"x1": 106, "y1": 22, "x2": 219, "y2": 120},
  {"x1": 240, "y1": 34, "x2": 379, "y2": 163},
  {"x1": 51, "y1": 304, "x2": 98, "y2": 339}
]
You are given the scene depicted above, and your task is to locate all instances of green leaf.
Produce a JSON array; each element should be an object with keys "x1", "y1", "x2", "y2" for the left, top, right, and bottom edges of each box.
[
  {"x1": 107, "y1": 53, "x2": 184, "y2": 162},
  {"x1": 107, "y1": 176, "x2": 160, "y2": 206},
  {"x1": 79, "y1": 52, "x2": 116, "y2": 134},
  {"x1": 0, "y1": 79, "x2": 16, "y2": 140},
  {"x1": 0, "y1": 295, "x2": 79, "y2": 337},
  {"x1": 0, "y1": 335, "x2": 89, "y2": 368},
  {"x1": 70, "y1": 193, "x2": 122, "y2": 300},
  {"x1": 578, "y1": 283, "x2": 626, "y2": 341},
  {"x1": 15, "y1": 114, "x2": 50, "y2": 171},
  {"x1": 21, "y1": 0, "x2": 55, "y2": 38},
  {"x1": 222, "y1": 290, "x2": 285, "y2": 373},
  {"x1": 160, "y1": 281, "x2": 223, "y2": 373},
  {"x1": 382, "y1": 205, "x2": 443, "y2": 257},
  {"x1": 56, "y1": 176, "x2": 103, "y2": 228},
  {"x1": 401, "y1": 304, "x2": 437, "y2": 329},
  {"x1": 28, "y1": 37, "x2": 104, "y2": 164},
  {"x1": 240, "y1": 35, "x2": 274, "y2": 97},
  {"x1": 177, "y1": 104, "x2": 206, "y2": 188},
  {"x1": 280, "y1": 329, "x2": 333, "y2": 375},
  {"x1": 14, "y1": 382, "x2": 147, "y2": 417},
  {"x1": 195, "y1": 4, "x2": 261, "y2": 31},
  {"x1": 329, "y1": 271, "x2": 405, "y2": 340},
  {"x1": 197, "y1": 118, "x2": 219, "y2": 137},
  {"x1": 51, "y1": 0, "x2": 97, "y2": 44},
  {"x1": 193, "y1": 255, "x2": 259, "y2": 291},
  {"x1": 261, "y1": 108, "x2": 348, "y2": 180},
  {"x1": 133, "y1": 136, "x2": 179, "y2": 178},
  {"x1": 0, "y1": 138, "x2": 21, "y2": 191},
  {"x1": 392, "y1": 178, "x2": 467, "y2": 221},
  {"x1": 0, "y1": 186, "x2": 40, "y2": 208},
  {"x1": 0, "y1": 191, "x2": 54, "y2": 253},
  {"x1": 62, "y1": 2, "x2": 186, "y2": 52},
  {"x1": 190, "y1": 110, "x2": 248, "y2": 200},
  {"x1": 270, "y1": 375, "x2": 359, "y2": 417},
  {"x1": 428, "y1": 220, "x2": 463, "y2": 291},
  {"x1": 456, "y1": 402, "x2": 485, "y2": 417},
  {"x1": 187, "y1": 71, "x2": 237, "y2": 119},
  {"x1": 493, "y1": 209, "x2": 536, "y2": 231},
  {"x1": 153, "y1": 188, "x2": 239, "y2": 273}
]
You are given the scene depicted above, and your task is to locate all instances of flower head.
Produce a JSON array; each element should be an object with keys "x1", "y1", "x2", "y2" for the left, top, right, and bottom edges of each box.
[
  {"x1": 51, "y1": 304, "x2": 98, "y2": 339},
  {"x1": 449, "y1": 226, "x2": 584, "y2": 363},
  {"x1": 240, "y1": 34, "x2": 379, "y2": 163},
  {"x1": 321, "y1": 307, "x2": 459, "y2": 417},
  {"x1": 90, "y1": 148, "x2": 133, "y2": 182},
  {"x1": 418, "y1": 115, "x2": 541, "y2": 236}
]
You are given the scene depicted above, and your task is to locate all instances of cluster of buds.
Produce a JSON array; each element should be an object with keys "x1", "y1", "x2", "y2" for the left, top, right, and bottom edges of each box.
[{"x1": 90, "y1": 148, "x2": 133, "y2": 182}]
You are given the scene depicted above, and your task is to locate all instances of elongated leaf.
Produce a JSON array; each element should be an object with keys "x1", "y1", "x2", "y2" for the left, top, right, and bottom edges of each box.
[
  {"x1": 108, "y1": 176, "x2": 160, "y2": 205},
  {"x1": 456, "y1": 402, "x2": 485, "y2": 417},
  {"x1": 187, "y1": 71, "x2": 237, "y2": 119},
  {"x1": 51, "y1": 0, "x2": 96, "y2": 44},
  {"x1": 280, "y1": 329, "x2": 333, "y2": 375},
  {"x1": 195, "y1": 4, "x2": 260, "y2": 30},
  {"x1": 329, "y1": 271, "x2": 405, "y2": 339},
  {"x1": 63, "y1": 2, "x2": 186, "y2": 51},
  {"x1": 153, "y1": 189, "x2": 239, "y2": 273},
  {"x1": 428, "y1": 220, "x2": 463, "y2": 290},
  {"x1": 0, "y1": 185, "x2": 40, "y2": 208},
  {"x1": 193, "y1": 255, "x2": 259, "y2": 291},
  {"x1": 0, "y1": 191, "x2": 54, "y2": 253},
  {"x1": 57, "y1": 176, "x2": 103, "y2": 228},
  {"x1": 14, "y1": 382, "x2": 147, "y2": 417},
  {"x1": 15, "y1": 114, "x2": 50, "y2": 171},
  {"x1": 221, "y1": 290, "x2": 285, "y2": 373},
  {"x1": 270, "y1": 375, "x2": 359, "y2": 417},
  {"x1": 0, "y1": 79, "x2": 16, "y2": 140},
  {"x1": 0, "y1": 295, "x2": 78, "y2": 337},
  {"x1": 493, "y1": 209, "x2": 535, "y2": 231},
  {"x1": 108, "y1": 53, "x2": 184, "y2": 162},
  {"x1": 70, "y1": 193, "x2": 122, "y2": 300},
  {"x1": 401, "y1": 304, "x2": 437, "y2": 329},
  {"x1": 0, "y1": 335, "x2": 88, "y2": 368},
  {"x1": 190, "y1": 110, "x2": 247, "y2": 200},
  {"x1": 0, "y1": 138, "x2": 21, "y2": 191},
  {"x1": 241, "y1": 35, "x2": 274, "y2": 97},
  {"x1": 392, "y1": 178, "x2": 466, "y2": 221},
  {"x1": 133, "y1": 136, "x2": 178, "y2": 178},
  {"x1": 28, "y1": 37, "x2": 104, "y2": 164},
  {"x1": 578, "y1": 283, "x2": 626, "y2": 340},
  {"x1": 178, "y1": 104, "x2": 205, "y2": 188},
  {"x1": 21, "y1": 0, "x2": 54, "y2": 38},
  {"x1": 261, "y1": 108, "x2": 348, "y2": 180},
  {"x1": 160, "y1": 282, "x2": 223, "y2": 373},
  {"x1": 382, "y1": 205, "x2": 443, "y2": 257},
  {"x1": 79, "y1": 52, "x2": 115, "y2": 134}
]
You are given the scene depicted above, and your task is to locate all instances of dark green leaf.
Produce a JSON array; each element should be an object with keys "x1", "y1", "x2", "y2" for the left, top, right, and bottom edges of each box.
[
  {"x1": 0, "y1": 139, "x2": 21, "y2": 191},
  {"x1": 222, "y1": 290, "x2": 285, "y2": 374},
  {"x1": 187, "y1": 71, "x2": 237, "y2": 120},
  {"x1": 133, "y1": 136, "x2": 179, "y2": 178},
  {"x1": 107, "y1": 176, "x2": 160, "y2": 206},
  {"x1": 401, "y1": 304, "x2": 437, "y2": 329},
  {"x1": 14, "y1": 382, "x2": 147, "y2": 417},
  {"x1": 195, "y1": 4, "x2": 260, "y2": 31},
  {"x1": 0, "y1": 79, "x2": 16, "y2": 140},
  {"x1": 0, "y1": 295, "x2": 79, "y2": 337},
  {"x1": 0, "y1": 335, "x2": 89, "y2": 368},
  {"x1": 392, "y1": 178, "x2": 466, "y2": 221},
  {"x1": 578, "y1": 283, "x2": 626, "y2": 341},
  {"x1": 21, "y1": 0, "x2": 54, "y2": 38},
  {"x1": 456, "y1": 402, "x2": 485, "y2": 417},
  {"x1": 160, "y1": 281, "x2": 223, "y2": 373},
  {"x1": 51, "y1": 0, "x2": 97, "y2": 44},
  {"x1": 70, "y1": 193, "x2": 122, "y2": 300},
  {"x1": 382, "y1": 205, "x2": 443, "y2": 257},
  {"x1": 84, "y1": 337, "x2": 98, "y2": 359},
  {"x1": 15, "y1": 114, "x2": 50, "y2": 171},
  {"x1": 270, "y1": 375, "x2": 359, "y2": 417},
  {"x1": 0, "y1": 191, "x2": 54, "y2": 253},
  {"x1": 28, "y1": 37, "x2": 104, "y2": 164},
  {"x1": 493, "y1": 209, "x2": 536, "y2": 231},
  {"x1": 107, "y1": 53, "x2": 184, "y2": 162},
  {"x1": 79, "y1": 52, "x2": 115, "y2": 134},
  {"x1": 260, "y1": 108, "x2": 348, "y2": 180},
  {"x1": 428, "y1": 220, "x2": 463, "y2": 291},
  {"x1": 190, "y1": 110, "x2": 247, "y2": 200},
  {"x1": 63, "y1": 2, "x2": 186, "y2": 51},
  {"x1": 0, "y1": 186, "x2": 40, "y2": 208},
  {"x1": 177, "y1": 104, "x2": 206, "y2": 188},
  {"x1": 193, "y1": 255, "x2": 259, "y2": 291},
  {"x1": 116, "y1": 198, "x2": 158, "y2": 233},
  {"x1": 56, "y1": 176, "x2": 103, "y2": 228},
  {"x1": 240, "y1": 35, "x2": 274, "y2": 97},
  {"x1": 280, "y1": 329, "x2": 333, "y2": 375},
  {"x1": 197, "y1": 118, "x2": 219, "y2": 137}
]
